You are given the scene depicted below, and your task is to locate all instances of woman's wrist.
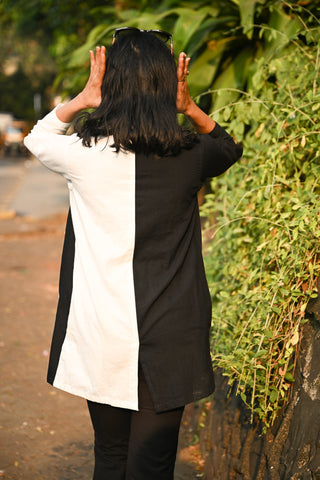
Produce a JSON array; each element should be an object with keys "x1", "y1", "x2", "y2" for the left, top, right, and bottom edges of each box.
[
  {"x1": 56, "y1": 94, "x2": 88, "y2": 123},
  {"x1": 182, "y1": 99, "x2": 196, "y2": 118},
  {"x1": 184, "y1": 101, "x2": 216, "y2": 134}
]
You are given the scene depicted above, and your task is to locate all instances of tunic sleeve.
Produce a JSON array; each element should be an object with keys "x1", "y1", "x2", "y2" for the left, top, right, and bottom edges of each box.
[
  {"x1": 24, "y1": 105, "x2": 72, "y2": 177},
  {"x1": 200, "y1": 123, "x2": 243, "y2": 181}
]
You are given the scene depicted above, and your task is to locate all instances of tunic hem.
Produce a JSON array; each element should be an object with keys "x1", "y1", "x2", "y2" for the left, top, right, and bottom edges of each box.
[{"x1": 49, "y1": 379, "x2": 139, "y2": 411}]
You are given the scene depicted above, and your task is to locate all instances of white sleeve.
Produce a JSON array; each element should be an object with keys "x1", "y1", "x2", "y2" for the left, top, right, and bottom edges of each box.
[{"x1": 24, "y1": 105, "x2": 74, "y2": 177}]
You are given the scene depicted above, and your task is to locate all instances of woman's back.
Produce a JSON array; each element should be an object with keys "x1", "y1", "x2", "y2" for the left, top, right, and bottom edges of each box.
[{"x1": 25, "y1": 93, "x2": 241, "y2": 410}]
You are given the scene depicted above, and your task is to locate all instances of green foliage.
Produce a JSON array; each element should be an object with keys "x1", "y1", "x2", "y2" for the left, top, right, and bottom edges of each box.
[
  {"x1": 0, "y1": 69, "x2": 46, "y2": 121},
  {"x1": 201, "y1": 13, "x2": 320, "y2": 428},
  {"x1": 61, "y1": 0, "x2": 240, "y2": 95},
  {"x1": 57, "y1": 1, "x2": 319, "y2": 110},
  {"x1": 0, "y1": 0, "x2": 110, "y2": 116}
]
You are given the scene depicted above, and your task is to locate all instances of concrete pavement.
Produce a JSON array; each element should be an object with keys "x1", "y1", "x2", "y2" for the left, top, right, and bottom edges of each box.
[{"x1": 0, "y1": 155, "x2": 68, "y2": 220}]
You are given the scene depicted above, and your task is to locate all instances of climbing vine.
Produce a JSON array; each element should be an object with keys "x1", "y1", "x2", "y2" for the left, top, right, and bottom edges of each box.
[{"x1": 201, "y1": 18, "x2": 320, "y2": 428}]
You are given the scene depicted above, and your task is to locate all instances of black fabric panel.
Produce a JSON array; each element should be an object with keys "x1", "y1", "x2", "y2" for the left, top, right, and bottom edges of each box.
[
  {"x1": 134, "y1": 145, "x2": 215, "y2": 412},
  {"x1": 47, "y1": 209, "x2": 75, "y2": 384},
  {"x1": 134, "y1": 124, "x2": 242, "y2": 411},
  {"x1": 200, "y1": 123, "x2": 243, "y2": 181}
]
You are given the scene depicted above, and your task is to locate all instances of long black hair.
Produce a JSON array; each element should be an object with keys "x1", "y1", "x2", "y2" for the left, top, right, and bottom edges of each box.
[{"x1": 75, "y1": 31, "x2": 198, "y2": 156}]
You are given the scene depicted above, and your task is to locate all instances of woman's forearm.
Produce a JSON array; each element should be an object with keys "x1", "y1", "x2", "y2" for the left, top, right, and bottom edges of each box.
[
  {"x1": 184, "y1": 100, "x2": 216, "y2": 134},
  {"x1": 56, "y1": 93, "x2": 88, "y2": 123}
]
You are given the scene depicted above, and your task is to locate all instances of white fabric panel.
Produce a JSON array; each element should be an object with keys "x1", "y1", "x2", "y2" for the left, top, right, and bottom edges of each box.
[{"x1": 24, "y1": 107, "x2": 140, "y2": 410}]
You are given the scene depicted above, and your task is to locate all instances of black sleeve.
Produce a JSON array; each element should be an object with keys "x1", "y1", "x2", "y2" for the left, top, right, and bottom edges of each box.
[{"x1": 200, "y1": 123, "x2": 243, "y2": 181}]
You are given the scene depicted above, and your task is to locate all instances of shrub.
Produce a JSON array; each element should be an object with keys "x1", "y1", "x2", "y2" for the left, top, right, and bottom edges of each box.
[{"x1": 202, "y1": 19, "x2": 320, "y2": 428}]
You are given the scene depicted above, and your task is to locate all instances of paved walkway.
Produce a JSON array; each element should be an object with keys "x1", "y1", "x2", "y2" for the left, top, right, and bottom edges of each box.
[{"x1": 0, "y1": 156, "x2": 68, "y2": 220}]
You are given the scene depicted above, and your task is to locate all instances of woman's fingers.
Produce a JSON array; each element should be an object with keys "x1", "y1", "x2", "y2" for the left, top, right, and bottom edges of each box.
[
  {"x1": 176, "y1": 52, "x2": 192, "y2": 114},
  {"x1": 184, "y1": 56, "x2": 190, "y2": 77},
  {"x1": 98, "y1": 46, "x2": 106, "y2": 81},
  {"x1": 177, "y1": 52, "x2": 190, "y2": 83},
  {"x1": 89, "y1": 46, "x2": 106, "y2": 77},
  {"x1": 95, "y1": 46, "x2": 102, "y2": 69},
  {"x1": 177, "y1": 52, "x2": 186, "y2": 82},
  {"x1": 89, "y1": 49, "x2": 95, "y2": 73}
]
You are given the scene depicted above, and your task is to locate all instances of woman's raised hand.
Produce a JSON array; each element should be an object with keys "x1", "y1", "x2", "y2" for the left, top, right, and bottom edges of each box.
[
  {"x1": 56, "y1": 46, "x2": 106, "y2": 123},
  {"x1": 176, "y1": 52, "x2": 192, "y2": 114},
  {"x1": 79, "y1": 46, "x2": 106, "y2": 109},
  {"x1": 176, "y1": 52, "x2": 215, "y2": 133}
]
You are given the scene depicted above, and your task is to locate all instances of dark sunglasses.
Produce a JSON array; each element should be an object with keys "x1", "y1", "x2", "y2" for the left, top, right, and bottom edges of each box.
[{"x1": 113, "y1": 27, "x2": 173, "y2": 53}]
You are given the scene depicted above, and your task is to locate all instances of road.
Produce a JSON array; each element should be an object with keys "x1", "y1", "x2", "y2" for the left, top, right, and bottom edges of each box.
[{"x1": 0, "y1": 154, "x2": 69, "y2": 220}]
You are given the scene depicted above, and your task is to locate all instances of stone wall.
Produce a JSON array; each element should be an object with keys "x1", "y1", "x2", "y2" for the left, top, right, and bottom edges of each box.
[{"x1": 199, "y1": 298, "x2": 320, "y2": 479}]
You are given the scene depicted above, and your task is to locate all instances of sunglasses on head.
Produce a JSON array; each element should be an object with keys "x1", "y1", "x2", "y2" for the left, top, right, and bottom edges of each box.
[{"x1": 113, "y1": 27, "x2": 173, "y2": 54}]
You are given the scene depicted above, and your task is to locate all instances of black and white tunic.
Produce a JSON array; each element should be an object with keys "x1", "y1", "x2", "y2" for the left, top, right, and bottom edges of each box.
[{"x1": 24, "y1": 106, "x2": 242, "y2": 412}]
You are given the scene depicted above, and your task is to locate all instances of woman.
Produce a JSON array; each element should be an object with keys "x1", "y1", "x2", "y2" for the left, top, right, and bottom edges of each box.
[{"x1": 24, "y1": 28, "x2": 242, "y2": 480}]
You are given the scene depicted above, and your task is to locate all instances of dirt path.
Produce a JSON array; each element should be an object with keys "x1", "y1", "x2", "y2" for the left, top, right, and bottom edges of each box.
[{"x1": 0, "y1": 213, "x2": 204, "y2": 480}]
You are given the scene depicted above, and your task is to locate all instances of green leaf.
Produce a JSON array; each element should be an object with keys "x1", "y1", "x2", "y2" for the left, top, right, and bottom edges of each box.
[
  {"x1": 237, "y1": 0, "x2": 257, "y2": 39},
  {"x1": 240, "y1": 392, "x2": 247, "y2": 402},
  {"x1": 172, "y1": 7, "x2": 211, "y2": 53},
  {"x1": 284, "y1": 372, "x2": 295, "y2": 383},
  {"x1": 67, "y1": 25, "x2": 115, "y2": 68},
  {"x1": 189, "y1": 40, "x2": 226, "y2": 97},
  {"x1": 210, "y1": 48, "x2": 253, "y2": 114},
  {"x1": 269, "y1": 389, "x2": 278, "y2": 403}
]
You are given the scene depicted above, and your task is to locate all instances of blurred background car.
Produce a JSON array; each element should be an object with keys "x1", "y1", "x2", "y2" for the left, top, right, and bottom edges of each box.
[{"x1": 0, "y1": 114, "x2": 27, "y2": 156}]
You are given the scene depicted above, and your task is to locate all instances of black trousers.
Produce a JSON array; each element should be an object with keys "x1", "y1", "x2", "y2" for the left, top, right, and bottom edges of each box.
[{"x1": 87, "y1": 369, "x2": 184, "y2": 480}]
